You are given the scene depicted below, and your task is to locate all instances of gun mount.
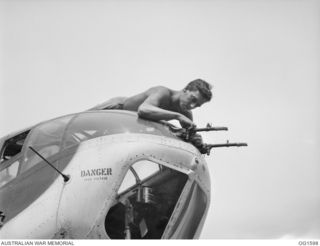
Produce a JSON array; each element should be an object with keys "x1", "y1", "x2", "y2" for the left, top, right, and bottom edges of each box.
[{"x1": 171, "y1": 123, "x2": 248, "y2": 156}]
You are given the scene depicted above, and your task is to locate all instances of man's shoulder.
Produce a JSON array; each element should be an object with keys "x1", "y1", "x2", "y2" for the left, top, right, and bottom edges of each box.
[{"x1": 147, "y1": 86, "x2": 173, "y2": 96}]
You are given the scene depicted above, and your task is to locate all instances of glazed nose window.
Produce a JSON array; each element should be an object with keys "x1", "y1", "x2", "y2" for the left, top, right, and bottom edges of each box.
[{"x1": 105, "y1": 161, "x2": 188, "y2": 239}]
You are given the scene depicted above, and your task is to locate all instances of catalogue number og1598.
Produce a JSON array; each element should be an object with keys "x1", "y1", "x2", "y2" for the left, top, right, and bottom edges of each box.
[{"x1": 298, "y1": 241, "x2": 319, "y2": 246}]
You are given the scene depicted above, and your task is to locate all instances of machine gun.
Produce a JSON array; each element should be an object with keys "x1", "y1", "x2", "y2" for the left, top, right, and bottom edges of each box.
[
  {"x1": 174, "y1": 123, "x2": 248, "y2": 155},
  {"x1": 200, "y1": 141, "x2": 248, "y2": 155},
  {"x1": 185, "y1": 123, "x2": 228, "y2": 141}
]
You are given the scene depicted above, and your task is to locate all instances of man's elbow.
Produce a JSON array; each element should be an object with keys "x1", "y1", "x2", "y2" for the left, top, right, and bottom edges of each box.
[{"x1": 137, "y1": 105, "x2": 149, "y2": 118}]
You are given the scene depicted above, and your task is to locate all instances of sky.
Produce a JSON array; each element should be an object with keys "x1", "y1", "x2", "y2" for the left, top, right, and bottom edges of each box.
[{"x1": 1, "y1": 0, "x2": 320, "y2": 239}]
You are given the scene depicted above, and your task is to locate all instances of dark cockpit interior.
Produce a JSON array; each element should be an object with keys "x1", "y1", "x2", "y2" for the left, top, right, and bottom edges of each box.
[{"x1": 105, "y1": 165, "x2": 188, "y2": 239}]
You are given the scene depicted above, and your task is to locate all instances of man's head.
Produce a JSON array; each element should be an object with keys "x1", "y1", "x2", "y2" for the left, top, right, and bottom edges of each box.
[{"x1": 179, "y1": 79, "x2": 212, "y2": 111}]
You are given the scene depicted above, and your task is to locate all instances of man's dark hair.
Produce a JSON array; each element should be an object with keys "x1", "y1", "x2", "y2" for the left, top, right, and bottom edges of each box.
[{"x1": 184, "y1": 79, "x2": 212, "y2": 101}]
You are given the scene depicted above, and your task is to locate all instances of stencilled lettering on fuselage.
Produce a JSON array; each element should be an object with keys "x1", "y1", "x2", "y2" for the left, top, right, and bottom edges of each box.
[{"x1": 80, "y1": 168, "x2": 112, "y2": 181}]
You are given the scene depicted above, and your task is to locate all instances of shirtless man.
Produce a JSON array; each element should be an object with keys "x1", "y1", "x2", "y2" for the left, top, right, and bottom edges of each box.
[{"x1": 89, "y1": 79, "x2": 212, "y2": 129}]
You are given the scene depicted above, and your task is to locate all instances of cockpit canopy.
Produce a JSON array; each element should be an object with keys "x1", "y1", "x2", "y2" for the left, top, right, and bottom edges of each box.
[{"x1": 0, "y1": 111, "x2": 179, "y2": 187}]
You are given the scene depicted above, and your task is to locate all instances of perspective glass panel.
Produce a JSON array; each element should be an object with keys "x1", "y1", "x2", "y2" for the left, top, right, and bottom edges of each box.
[
  {"x1": 168, "y1": 183, "x2": 207, "y2": 239},
  {"x1": 21, "y1": 116, "x2": 72, "y2": 174},
  {"x1": 0, "y1": 160, "x2": 19, "y2": 187},
  {"x1": 63, "y1": 111, "x2": 178, "y2": 149}
]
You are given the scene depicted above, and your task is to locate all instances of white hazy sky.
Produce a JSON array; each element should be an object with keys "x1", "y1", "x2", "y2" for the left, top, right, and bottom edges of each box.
[{"x1": 1, "y1": 0, "x2": 320, "y2": 239}]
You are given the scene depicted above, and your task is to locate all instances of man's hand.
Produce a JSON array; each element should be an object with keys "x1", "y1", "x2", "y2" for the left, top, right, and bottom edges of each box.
[
  {"x1": 189, "y1": 133, "x2": 203, "y2": 148},
  {"x1": 177, "y1": 114, "x2": 196, "y2": 128},
  {"x1": 172, "y1": 127, "x2": 209, "y2": 154}
]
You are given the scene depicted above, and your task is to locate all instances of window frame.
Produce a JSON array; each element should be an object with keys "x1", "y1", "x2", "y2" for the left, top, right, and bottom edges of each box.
[
  {"x1": 117, "y1": 161, "x2": 163, "y2": 196},
  {"x1": 0, "y1": 130, "x2": 30, "y2": 164},
  {"x1": 0, "y1": 129, "x2": 31, "y2": 188}
]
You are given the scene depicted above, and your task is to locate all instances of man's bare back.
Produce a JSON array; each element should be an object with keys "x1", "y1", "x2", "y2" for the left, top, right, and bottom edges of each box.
[
  {"x1": 123, "y1": 86, "x2": 178, "y2": 112},
  {"x1": 89, "y1": 79, "x2": 212, "y2": 128}
]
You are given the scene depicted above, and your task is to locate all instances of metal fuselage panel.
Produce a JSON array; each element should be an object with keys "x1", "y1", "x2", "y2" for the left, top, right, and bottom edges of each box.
[
  {"x1": 0, "y1": 172, "x2": 65, "y2": 239},
  {"x1": 0, "y1": 133, "x2": 211, "y2": 239}
]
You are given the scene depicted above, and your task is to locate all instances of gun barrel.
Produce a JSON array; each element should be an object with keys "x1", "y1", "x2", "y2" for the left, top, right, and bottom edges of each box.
[
  {"x1": 207, "y1": 142, "x2": 248, "y2": 148},
  {"x1": 195, "y1": 127, "x2": 228, "y2": 132}
]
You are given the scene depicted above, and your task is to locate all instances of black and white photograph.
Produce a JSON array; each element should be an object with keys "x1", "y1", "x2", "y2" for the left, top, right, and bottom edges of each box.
[{"x1": 0, "y1": 0, "x2": 319, "y2": 242}]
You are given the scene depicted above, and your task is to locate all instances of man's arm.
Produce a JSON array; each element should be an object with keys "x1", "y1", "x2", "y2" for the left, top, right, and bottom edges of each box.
[
  {"x1": 180, "y1": 109, "x2": 205, "y2": 148},
  {"x1": 180, "y1": 110, "x2": 194, "y2": 128},
  {"x1": 137, "y1": 87, "x2": 195, "y2": 128}
]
